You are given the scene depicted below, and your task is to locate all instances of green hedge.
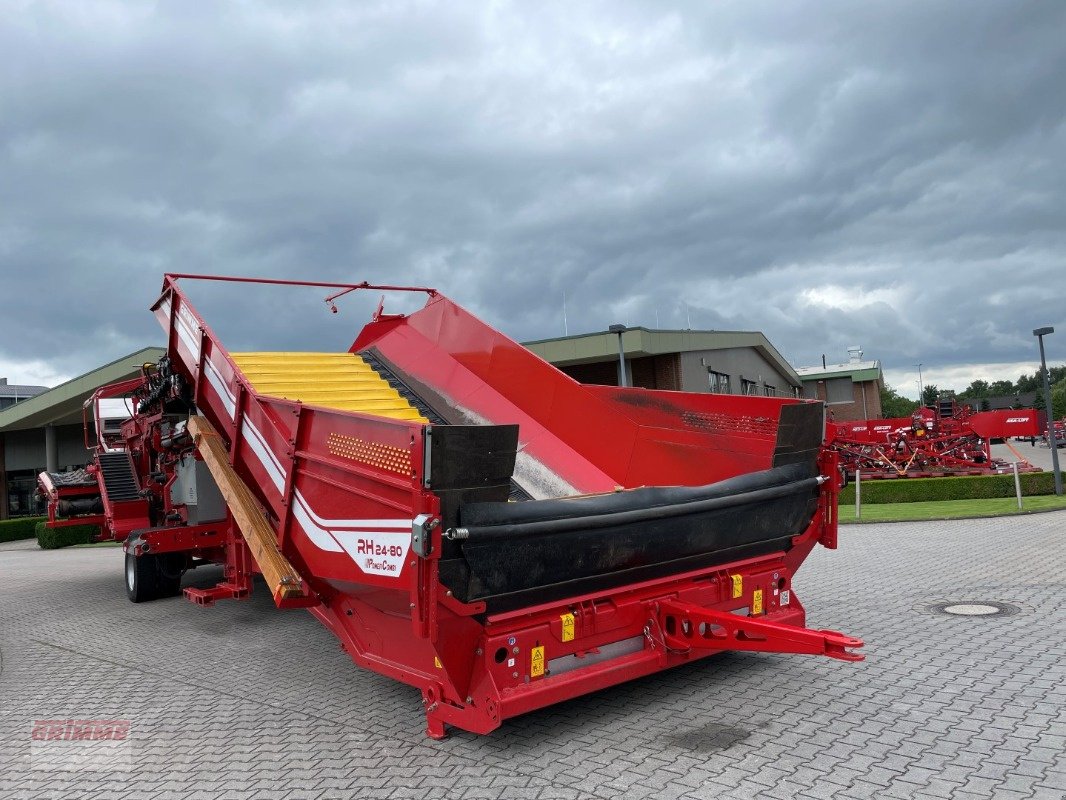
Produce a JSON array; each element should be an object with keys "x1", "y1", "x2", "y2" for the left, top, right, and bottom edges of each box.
[
  {"x1": 0, "y1": 516, "x2": 46, "y2": 543},
  {"x1": 839, "y1": 471, "x2": 1058, "y2": 505},
  {"x1": 35, "y1": 521, "x2": 101, "y2": 550}
]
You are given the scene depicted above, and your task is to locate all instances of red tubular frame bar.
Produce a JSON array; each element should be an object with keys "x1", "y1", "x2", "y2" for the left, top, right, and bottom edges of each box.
[
  {"x1": 82, "y1": 377, "x2": 146, "y2": 454},
  {"x1": 163, "y1": 272, "x2": 437, "y2": 296}
]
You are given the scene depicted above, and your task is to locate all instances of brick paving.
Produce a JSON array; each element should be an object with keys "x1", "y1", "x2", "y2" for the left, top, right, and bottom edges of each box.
[{"x1": 1, "y1": 511, "x2": 1064, "y2": 799}]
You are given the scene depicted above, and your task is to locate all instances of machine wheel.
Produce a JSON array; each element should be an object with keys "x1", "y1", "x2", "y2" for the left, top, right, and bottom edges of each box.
[
  {"x1": 125, "y1": 552, "x2": 183, "y2": 602},
  {"x1": 126, "y1": 552, "x2": 156, "y2": 602}
]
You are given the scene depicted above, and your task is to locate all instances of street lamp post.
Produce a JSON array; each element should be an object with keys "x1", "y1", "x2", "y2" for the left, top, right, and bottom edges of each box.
[
  {"x1": 915, "y1": 362, "x2": 924, "y2": 406},
  {"x1": 609, "y1": 324, "x2": 627, "y2": 388},
  {"x1": 1033, "y1": 326, "x2": 1063, "y2": 495}
]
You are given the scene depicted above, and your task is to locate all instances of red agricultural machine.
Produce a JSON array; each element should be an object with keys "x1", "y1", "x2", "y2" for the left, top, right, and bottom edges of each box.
[
  {"x1": 826, "y1": 395, "x2": 1044, "y2": 479},
  {"x1": 1047, "y1": 418, "x2": 1066, "y2": 448},
  {"x1": 40, "y1": 274, "x2": 862, "y2": 738}
]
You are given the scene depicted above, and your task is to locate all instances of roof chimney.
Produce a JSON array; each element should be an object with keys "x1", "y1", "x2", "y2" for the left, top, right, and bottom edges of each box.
[
  {"x1": 0, "y1": 377, "x2": 7, "y2": 385},
  {"x1": 846, "y1": 346, "x2": 863, "y2": 363}
]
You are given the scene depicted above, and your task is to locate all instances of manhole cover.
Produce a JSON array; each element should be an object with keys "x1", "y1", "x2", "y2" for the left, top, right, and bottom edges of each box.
[
  {"x1": 928, "y1": 601, "x2": 1021, "y2": 617},
  {"x1": 943, "y1": 603, "x2": 1000, "y2": 616}
]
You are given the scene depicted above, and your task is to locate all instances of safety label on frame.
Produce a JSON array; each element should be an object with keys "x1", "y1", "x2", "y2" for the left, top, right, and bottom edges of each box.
[
  {"x1": 530, "y1": 646, "x2": 545, "y2": 677},
  {"x1": 560, "y1": 613, "x2": 575, "y2": 642}
]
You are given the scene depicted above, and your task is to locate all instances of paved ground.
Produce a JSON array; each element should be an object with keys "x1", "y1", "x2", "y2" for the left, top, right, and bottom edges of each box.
[
  {"x1": 992, "y1": 441, "x2": 1064, "y2": 475},
  {"x1": 1, "y1": 512, "x2": 1065, "y2": 800}
]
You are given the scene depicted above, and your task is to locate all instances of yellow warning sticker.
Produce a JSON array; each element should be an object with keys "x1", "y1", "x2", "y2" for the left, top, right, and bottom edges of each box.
[
  {"x1": 560, "y1": 613, "x2": 575, "y2": 642},
  {"x1": 434, "y1": 656, "x2": 442, "y2": 669},
  {"x1": 530, "y1": 645, "x2": 545, "y2": 678},
  {"x1": 752, "y1": 589, "x2": 763, "y2": 616},
  {"x1": 731, "y1": 574, "x2": 743, "y2": 599}
]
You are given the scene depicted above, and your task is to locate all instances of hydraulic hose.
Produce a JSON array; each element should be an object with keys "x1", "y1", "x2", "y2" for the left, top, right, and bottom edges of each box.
[{"x1": 446, "y1": 474, "x2": 826, "y2": 543}]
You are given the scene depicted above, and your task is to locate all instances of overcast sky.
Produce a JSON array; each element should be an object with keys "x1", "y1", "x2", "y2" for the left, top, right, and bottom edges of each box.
[{"x1": 2, "y1": 1, "x2": 1064, "y2": 399}]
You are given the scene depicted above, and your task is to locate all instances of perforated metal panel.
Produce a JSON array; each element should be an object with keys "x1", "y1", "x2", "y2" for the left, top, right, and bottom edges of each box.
[
  {"x1": 680, "y1": 411, "x2": 778, "y2": 439},
  {"x1": 327, "y1": 432, "x2": 413, "y2": 476}
]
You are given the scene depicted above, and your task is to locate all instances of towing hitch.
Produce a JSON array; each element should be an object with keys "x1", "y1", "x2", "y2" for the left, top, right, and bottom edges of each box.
[{"x1": 655, "y1": 599, "x2": 864, "y2": 662}]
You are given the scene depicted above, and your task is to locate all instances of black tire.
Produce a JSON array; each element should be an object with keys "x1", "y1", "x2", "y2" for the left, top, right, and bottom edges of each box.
[
  {"x1": 125, "y1": 551, "x2": 158, "y2": 603},
  {"x1": 125, "y1": 552, "x2": 184, "y2": 602}
]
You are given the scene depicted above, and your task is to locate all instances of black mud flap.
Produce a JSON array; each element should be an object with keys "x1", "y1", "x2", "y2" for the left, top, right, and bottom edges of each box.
[
  {"x1": 772, "y1": 401, "x2": 825, "y2": 468},
  {"x1": 424, "y1": 424, "x2": 519, "y2": 529}
]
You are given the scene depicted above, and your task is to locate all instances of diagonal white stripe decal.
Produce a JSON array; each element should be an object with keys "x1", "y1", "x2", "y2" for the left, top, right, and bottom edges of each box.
[
  {"x1": 291, "y1": 492, "x2": 343, "y2": 553},
  {"x1": 294, "y1": 490, "x2": 409, "y2": 529},
  {"x1": 203, "y1": 358, "x2": 236, "y2": 419},
  {"x1": 242, "y1": 420, "x2": 284, "y2": 493},
  {"x1": 244, "y1": 419, "x2": 283, "y2": 474},
  {"x1": 174, "y1": 307, "x2": 202, "y2": 363}
]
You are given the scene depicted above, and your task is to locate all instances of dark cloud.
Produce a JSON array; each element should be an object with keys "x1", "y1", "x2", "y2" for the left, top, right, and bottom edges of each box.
[{"x1": 2, "y1": 1, "x2": 1064, "y2": 395}]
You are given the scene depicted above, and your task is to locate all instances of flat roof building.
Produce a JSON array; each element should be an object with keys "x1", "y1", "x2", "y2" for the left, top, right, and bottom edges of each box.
[
  {"x1": 795, "y1": 347, "x2": 884, "y2": 421},
  {"x1": 0, "y1": 378, "x2": 48, "y2": 412},
  {"x1": 0, "y1": 347, "x2": 164, "y2": 519},
  {"x1": 524, "y1": 327, "x2": 803, "y2": 397}
]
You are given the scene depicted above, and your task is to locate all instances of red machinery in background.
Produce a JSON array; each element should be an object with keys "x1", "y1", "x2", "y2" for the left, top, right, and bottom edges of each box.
[
  {"x1": 38, "y1": 374, "x2": 163, "y2": 537},
  {"x1": 1047, "y1": 418, "x2": 1066, "y2": 448},
  {"x1": 826, "y1": 395, "x2": 1044, "y2": 478},
  {"x1": 41, "y1": 274, "x2": 862, "y2": 739}
]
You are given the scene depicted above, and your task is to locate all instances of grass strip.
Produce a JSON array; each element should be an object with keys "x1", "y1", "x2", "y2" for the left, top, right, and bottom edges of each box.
[{"x1": 840, "y1": 494, "x2": 1066, "y2": 524}]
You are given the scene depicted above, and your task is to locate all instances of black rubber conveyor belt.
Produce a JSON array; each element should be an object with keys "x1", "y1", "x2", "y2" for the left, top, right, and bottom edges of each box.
[{"x1": 450, "y1": 462, "x2": 823, "y2": 543}]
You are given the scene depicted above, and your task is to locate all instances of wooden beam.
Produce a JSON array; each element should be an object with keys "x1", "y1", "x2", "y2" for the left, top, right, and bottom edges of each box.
[{"x1": 187, "y1": 415, "x2": 308, "y2": 604}]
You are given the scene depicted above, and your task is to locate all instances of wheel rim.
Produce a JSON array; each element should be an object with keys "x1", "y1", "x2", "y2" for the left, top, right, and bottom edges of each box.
[{"x1": 126, "y1": 556, "x2": 136, "y2": 591}]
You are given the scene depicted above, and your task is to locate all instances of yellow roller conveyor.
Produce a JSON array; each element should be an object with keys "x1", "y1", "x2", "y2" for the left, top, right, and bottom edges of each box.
[{"x1": 230, "y1": 352, "x2": 427, "y2": 423}]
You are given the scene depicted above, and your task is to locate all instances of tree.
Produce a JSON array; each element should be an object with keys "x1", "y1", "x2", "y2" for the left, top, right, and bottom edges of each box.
[
  {"x1": 1016, "y1": 371, "x2": 1042, "y2": 394},
  {"x1": 1016, "y1": 365, "x2": 1066, "y2": 396},
  {"x1": 1052, "y1": 377, "x2": 1066, "y2": 420},
  {"x1": 921, "y1": 384, "x2": 939, "y2": 407},
  {"x1": 989, "y1": 379, "x2": 1014, "y2": 396},
  {"x1": 880, "y1": 385, "x2": 919, "y2": 418},
  {"x1": 1032, "y1": 376, "x2": 1066, "y2": 418},
  {"x1": 962, "y1": 379, "x2": 990, "y2": 399}
]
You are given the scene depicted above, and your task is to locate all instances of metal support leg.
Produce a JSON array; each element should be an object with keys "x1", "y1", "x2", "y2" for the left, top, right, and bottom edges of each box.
[{"x1": 184, "y1": 518, "x2": 253, "y2": 605}]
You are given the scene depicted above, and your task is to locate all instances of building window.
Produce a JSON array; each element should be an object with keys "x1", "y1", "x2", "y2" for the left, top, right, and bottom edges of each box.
[
  {"x1": 5, "y1": 472, "x2": 47, "y2": 518},
  {"x1": 826, "y1": 377, "x2": 853, "y2": 404},
  {"x1": 708, "y1": 370, "x2": 730, "y2": 393},
  {"x1": 741, "y1": 378, "x2": 758, "y2": 395},
  {"x1": 764, "y1": 384, "x2": 776, "y2": 397}
]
